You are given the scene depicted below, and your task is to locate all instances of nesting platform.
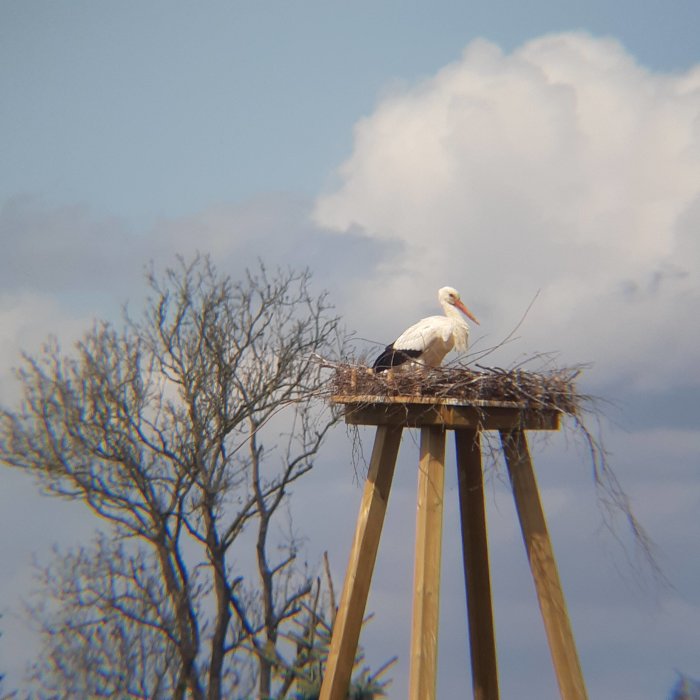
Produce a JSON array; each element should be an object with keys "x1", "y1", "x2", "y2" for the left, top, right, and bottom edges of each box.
[{"x1": 319, "y1": 367, "x2": 588, "y2": 700}]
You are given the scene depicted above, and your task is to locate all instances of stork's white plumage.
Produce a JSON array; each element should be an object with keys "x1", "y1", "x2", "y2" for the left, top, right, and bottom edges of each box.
[{"x1": 373, "y1": 287, "x2": 479, "y2": 373}]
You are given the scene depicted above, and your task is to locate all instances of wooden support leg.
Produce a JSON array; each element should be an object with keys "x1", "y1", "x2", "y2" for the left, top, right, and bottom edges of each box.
[
  {"x1": 455, "y1": 429, "x2": 500, "y2": 700},
  {"x1": 500, "y1": 429, "x2": 588, "y2": 700},
  {"x1": 320, "y1": 425, "x2": 403, "y2": 700},
  {"x1": 409, "y1": 426, "x2": 447, "y2": 700}
]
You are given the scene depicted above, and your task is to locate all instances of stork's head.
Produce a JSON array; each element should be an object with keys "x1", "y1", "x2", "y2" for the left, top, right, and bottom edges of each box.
[{"x1": 438, "y1": 286, "x2": 480, "y2": 324}]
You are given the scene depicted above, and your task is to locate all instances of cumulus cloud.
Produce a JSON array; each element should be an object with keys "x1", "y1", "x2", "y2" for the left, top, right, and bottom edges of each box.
[{"x1": 314, "y1": 33, "x2": 700, "y2": 390}]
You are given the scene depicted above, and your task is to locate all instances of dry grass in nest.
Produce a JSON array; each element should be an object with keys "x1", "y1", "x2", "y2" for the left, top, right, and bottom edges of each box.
[{"x1": 329, "y1": 361, "x2": 583, "y2": 416}]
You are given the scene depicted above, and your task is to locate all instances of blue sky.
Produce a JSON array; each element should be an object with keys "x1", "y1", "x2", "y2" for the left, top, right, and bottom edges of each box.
[{"x1": 2, "y1": 2, "x2": 700, "y2": 698}]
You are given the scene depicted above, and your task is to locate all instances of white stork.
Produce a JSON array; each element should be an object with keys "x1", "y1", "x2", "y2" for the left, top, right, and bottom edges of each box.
[{"x1": 373, "y1": 286, "x2": 479, "y2": 372}]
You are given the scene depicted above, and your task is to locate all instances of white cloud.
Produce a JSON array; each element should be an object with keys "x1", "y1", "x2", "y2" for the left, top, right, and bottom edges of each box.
[{"x1": 314, "y1": 33, "x2": 700, "y2": 390}]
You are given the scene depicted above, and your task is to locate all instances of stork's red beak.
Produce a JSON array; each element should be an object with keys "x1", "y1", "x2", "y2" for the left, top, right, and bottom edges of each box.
[{"x1": 455, "y1": 299, "x2": 479, "y2": 325}]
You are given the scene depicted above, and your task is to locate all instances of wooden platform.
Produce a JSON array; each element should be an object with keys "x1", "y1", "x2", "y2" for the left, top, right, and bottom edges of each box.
[
  {"x1": 319, "y1": 395, "x2": 587, "y2": 700},
  {"x1": 332, "y1": 394, "x2": 561, "y2": 431}
]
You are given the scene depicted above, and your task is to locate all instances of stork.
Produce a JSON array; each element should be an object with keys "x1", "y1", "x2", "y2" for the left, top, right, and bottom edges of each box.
[{"x1": 372, "y1": 286, "x2": 479, "y2": 372}]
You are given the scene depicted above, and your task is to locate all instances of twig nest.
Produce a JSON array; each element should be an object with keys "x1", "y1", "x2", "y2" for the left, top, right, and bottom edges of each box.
[{"x1": 330, "y1": 362, "x2": 582, "y2": 415}]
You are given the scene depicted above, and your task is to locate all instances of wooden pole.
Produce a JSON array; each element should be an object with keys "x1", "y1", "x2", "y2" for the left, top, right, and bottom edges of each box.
[
  {"x1": 320, "y1": 425, "x2": 403, "y2": 700},
  {"x1": 455, "y1": 429, "x2": 500, "y2": 700},
  {"x1": 408, "y1": 426, "x2": 447, "y2": 700},
  {"x1": 500, "y1": 429, "x2": 588, "y2": 700}
]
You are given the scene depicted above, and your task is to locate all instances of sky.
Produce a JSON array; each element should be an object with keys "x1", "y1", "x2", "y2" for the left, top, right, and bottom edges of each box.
[{"x1": 1, "y1": 1, "x2": 700, "y2": 698}]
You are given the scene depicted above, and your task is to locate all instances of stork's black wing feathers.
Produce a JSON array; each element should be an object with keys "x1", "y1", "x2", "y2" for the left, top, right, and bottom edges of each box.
[{"x1": 372, "y1": 344, "x2": 423, "y2": 373}]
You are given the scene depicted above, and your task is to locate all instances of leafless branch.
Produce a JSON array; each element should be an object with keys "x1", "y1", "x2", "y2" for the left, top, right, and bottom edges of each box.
[{"x1": 1, "y1": 255, "x2": 383, "y2": 699}]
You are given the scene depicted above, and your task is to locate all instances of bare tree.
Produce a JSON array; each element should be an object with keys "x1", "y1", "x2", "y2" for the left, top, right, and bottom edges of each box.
[
  {"x1": 0, "y1": 256, "x2": 387, "y2": 699},
  {"x1": 25, "y1": 540, "x2": 392, "y2": 700},
  {"x1": 27, "y1": 535, "x2": 183, "y2": 699}
]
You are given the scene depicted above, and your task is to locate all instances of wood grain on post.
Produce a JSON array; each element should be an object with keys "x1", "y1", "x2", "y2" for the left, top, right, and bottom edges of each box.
[
  {"x1": 500, "y1": 429, "x2": 588, "y2": 700},
  {"x1": 455, "y1": 429, "x2": 500, "y2": 700},
  {"x1": 408, "y1": 426, "x2": 447, "y2": 700},
  {"x1": 319, "y1": 425, "x2": 403, "y2": 700}
]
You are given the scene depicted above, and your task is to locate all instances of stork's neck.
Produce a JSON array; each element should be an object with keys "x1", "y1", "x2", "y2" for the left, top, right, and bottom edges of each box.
[{"x1": 442, "y1": 302, "x2": 467, "y2": 324}]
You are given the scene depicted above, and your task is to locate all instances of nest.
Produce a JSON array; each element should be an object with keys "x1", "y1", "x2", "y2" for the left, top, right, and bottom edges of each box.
[
  {"x1": 330, "y1": 362, "x2": 582, "y2": 415},
  {"x1": 324, "y1": 357, "x2": 665, "y2": 588}
]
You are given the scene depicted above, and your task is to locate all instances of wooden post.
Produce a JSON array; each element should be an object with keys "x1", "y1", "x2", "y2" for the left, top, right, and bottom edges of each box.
[
  {"x1": 409, "y1": 426, "x2": 447, "y2": 700},
  {"x1": 500, "y1": 429, "x2": 588, "y2": 700},
  {"x1": 320, "y1": 425, "x2": 403, "y2": 700},
  {"x1": 455, "y1": 429, "x2": 500, "y2": 700}
]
